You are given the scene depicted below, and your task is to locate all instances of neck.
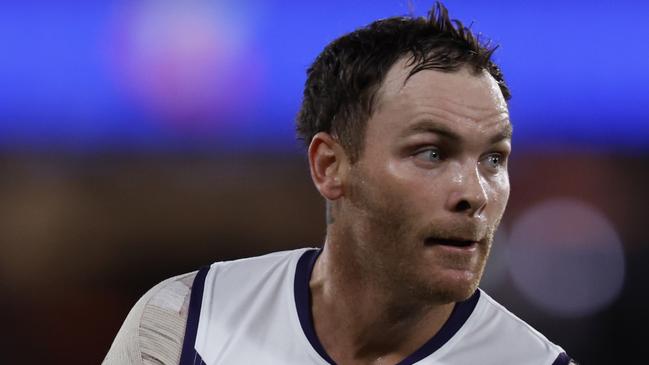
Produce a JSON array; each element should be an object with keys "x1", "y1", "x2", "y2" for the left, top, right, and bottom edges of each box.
[{"x1": 310, "y1": 238, "x2": 455, "y2": 365}]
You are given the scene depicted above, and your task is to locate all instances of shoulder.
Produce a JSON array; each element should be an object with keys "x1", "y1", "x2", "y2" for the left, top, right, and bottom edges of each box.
[
  {"x1": 103, "y1": 271, "x2": 197, "y2": 365},
  {"x1": 103, "y1": 248, "x2": 312, "y2": 365},
  {"x1": 458, "y1": 290, "x2": 571, "y2": 364},
  {"x1": 210, "y1": 248, "x2": 311, "y2": 273},
  {"x1": 202, "y1": 248, "x2": 313, "y2": 290},
  {"x1": 198, "y1": 248, "x2": 313, "y2": 309}
]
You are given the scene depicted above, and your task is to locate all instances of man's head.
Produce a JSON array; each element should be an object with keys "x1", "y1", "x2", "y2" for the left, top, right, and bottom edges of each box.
[
  {"x1": 302, "y1": 2, "x2": 512, "y2": 304},
  {"x1": 296, "y1": 2, "x2": 510, "y2": 163}
]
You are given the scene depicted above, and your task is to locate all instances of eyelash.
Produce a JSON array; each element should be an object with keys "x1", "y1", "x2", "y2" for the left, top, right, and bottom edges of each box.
[
  {"x1": 412, "y1": 147, "x2": 507, "y2": 171},
  {"x1": 414, "y1": 148, "x2": 442, "y2": 162},
  {"x1": 481, "y1": 153, "x2": 506, "y2": 170}
]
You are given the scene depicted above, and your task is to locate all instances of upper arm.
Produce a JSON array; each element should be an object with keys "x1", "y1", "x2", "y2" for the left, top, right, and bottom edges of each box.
[{"x1": 102, "y1": 271, "x2": 197, "y2": 365}]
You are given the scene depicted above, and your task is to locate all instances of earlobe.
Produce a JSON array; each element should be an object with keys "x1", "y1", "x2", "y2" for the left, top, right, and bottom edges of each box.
[{"x1": 308, "y1": 132, "x2": 346, "y2": 201}]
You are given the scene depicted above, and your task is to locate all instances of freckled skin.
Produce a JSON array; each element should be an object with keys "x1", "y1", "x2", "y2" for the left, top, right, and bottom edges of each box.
[{"x1": 309, "y1": 58, "x2": 512, "y2": 364}]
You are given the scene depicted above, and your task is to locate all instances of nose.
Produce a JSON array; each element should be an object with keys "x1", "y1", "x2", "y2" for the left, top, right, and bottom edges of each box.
[{"x1": 445, "y1": 162, "x2": 488, "y2": 217}]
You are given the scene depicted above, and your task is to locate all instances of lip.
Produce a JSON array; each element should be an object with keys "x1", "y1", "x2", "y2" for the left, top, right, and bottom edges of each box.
[
  {"x1": 424, "y1": 237, "x2": 480, "y2": 252},
  {"x1": 425, "y1": 236, "x2": 479, "y2": 246},
  {"x1": 431, "y1": 242, "x2": 479, "y2": 254}
]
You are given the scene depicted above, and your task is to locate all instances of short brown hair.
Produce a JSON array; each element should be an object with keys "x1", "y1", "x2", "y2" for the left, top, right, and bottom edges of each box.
[{"x1": 296, "y1": 1, "x2": 510, "y2": 162}]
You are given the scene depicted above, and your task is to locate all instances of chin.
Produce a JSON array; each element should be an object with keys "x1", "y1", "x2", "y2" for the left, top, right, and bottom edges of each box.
[
  {"x1": 415, "y1": 273, "x2": 482, "y2": 304},
  {"x1": 436, "y1": 284, "x2": 478, "y2": 303}
]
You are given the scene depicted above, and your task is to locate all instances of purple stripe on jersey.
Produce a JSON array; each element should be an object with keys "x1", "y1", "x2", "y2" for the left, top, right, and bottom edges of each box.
[
  {"x1": 179, "y1": 265, "x2": 210, "y2": 365},
  {"x1": 396, "y1": 289, "x2": 480, "y2": 365},
  {"x1": 552, "y1": 352, "x2": 574, "y2": 365},
  {"x1": 294, "y1": 248, "x2": 481, "y2": 365},
  {"x1": 295, "y1": 248, "x2": 337, "y2": 364}
]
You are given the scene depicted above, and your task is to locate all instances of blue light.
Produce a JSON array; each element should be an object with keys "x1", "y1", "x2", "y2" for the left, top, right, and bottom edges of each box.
[{"x1": 0, "y1": 0, "x2": 647, "y2": 151}]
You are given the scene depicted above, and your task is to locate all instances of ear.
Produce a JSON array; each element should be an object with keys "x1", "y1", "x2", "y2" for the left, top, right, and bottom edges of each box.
[{"x1": 308, "y1": 132, "x2": 348, "y2": 201}]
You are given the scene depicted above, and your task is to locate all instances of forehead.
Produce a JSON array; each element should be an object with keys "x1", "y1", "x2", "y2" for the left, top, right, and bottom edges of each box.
[{"x1": 372, "y1": 58, "x2": 510, "y2": 134}]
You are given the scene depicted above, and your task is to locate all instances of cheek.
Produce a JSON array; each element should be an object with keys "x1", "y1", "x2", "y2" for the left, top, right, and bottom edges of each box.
[
  {"x1": 489, "y1": 174, "x2": 510, "y2": 213},
  {"x1": 353, "y1": 170, "x2": 422, "y2": 237},
  {"x1": 385, "y1": 159, "x2": 444, "y2": 202}
]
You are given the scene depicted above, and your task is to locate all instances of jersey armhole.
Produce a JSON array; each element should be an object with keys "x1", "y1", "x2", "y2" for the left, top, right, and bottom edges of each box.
[
  {"x1": 552, "y1": 352, "x2": 577, "y2": 365},
  {"x1": 178, "y1": 265, "x2": 210, "y2": 365}
]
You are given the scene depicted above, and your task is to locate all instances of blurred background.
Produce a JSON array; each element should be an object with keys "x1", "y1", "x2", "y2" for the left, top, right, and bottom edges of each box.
[{"x1": 1, "y1": 0, "x2": 647, "y2": 363}]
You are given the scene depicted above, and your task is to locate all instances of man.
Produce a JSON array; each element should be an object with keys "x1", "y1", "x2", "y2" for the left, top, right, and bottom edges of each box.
[{"x1": 104, "y1": 2, "x2": 576, "y2": 364}]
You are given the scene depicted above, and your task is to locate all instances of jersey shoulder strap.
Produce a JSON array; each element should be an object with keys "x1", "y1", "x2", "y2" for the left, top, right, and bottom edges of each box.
[{"x1": 179, "y1": 266, "x2": 210, "y2": 365}]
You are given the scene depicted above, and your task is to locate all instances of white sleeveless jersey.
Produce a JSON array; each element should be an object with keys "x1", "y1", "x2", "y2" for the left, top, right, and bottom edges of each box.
[{"x1": 179, "y1": 248, "x2": 574, "y2": 365}]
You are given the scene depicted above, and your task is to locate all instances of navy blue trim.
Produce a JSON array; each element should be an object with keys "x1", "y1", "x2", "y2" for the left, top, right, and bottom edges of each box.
[
  {"x1": 295, "y1": 248, "x2": 337, "y2": 364},
  {"x1": 552, "y1": 352, "x2": 574, "y2": 365},
  {"x1": 396, "y1": 290, "x2": 480, "y2": 365},
  {"x1": 294, "y1": 248, "x2": 480, "y2": 365},
  {"x1": 179, "y1": 266, "x2": 210, "y2": 365}
]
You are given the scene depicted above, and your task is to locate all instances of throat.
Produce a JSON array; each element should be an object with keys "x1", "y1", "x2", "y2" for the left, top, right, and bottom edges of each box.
[{"x1": 310, "y1": 271, "x2": 455, "y2": 365}]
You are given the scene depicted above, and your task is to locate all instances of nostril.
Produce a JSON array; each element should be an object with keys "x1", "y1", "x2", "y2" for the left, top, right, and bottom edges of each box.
[{"x1": 455, "y1": 199, "x2": 471, "y2": 212}]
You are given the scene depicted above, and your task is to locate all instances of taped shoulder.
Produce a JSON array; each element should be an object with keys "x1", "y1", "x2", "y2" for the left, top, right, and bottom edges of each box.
[{"x1": 102, "y1": 271, "x2": 197, "y2": 365}]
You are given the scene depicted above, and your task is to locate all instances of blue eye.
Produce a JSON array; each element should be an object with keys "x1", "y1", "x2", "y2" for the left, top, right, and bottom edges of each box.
[
  {"x1": 415, "y1": 148, "x2": 442, "y2": 162},
  {"x1": 483, "y1": 153, "x2": 504, "y2": 170}
]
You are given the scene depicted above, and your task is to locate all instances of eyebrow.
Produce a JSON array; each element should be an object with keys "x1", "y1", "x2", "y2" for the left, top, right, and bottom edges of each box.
[
  {"x1": 489, "y1": 123, "x2": 513, "y2": 143},
  {"x1": 402, "y1": 119, "x2": 513, "y2": 144}
]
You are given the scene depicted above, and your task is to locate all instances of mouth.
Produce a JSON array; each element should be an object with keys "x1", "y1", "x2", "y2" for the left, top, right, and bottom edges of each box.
[{"x1": 424, "y1": 236, "x2": 479, "y2": 248}]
